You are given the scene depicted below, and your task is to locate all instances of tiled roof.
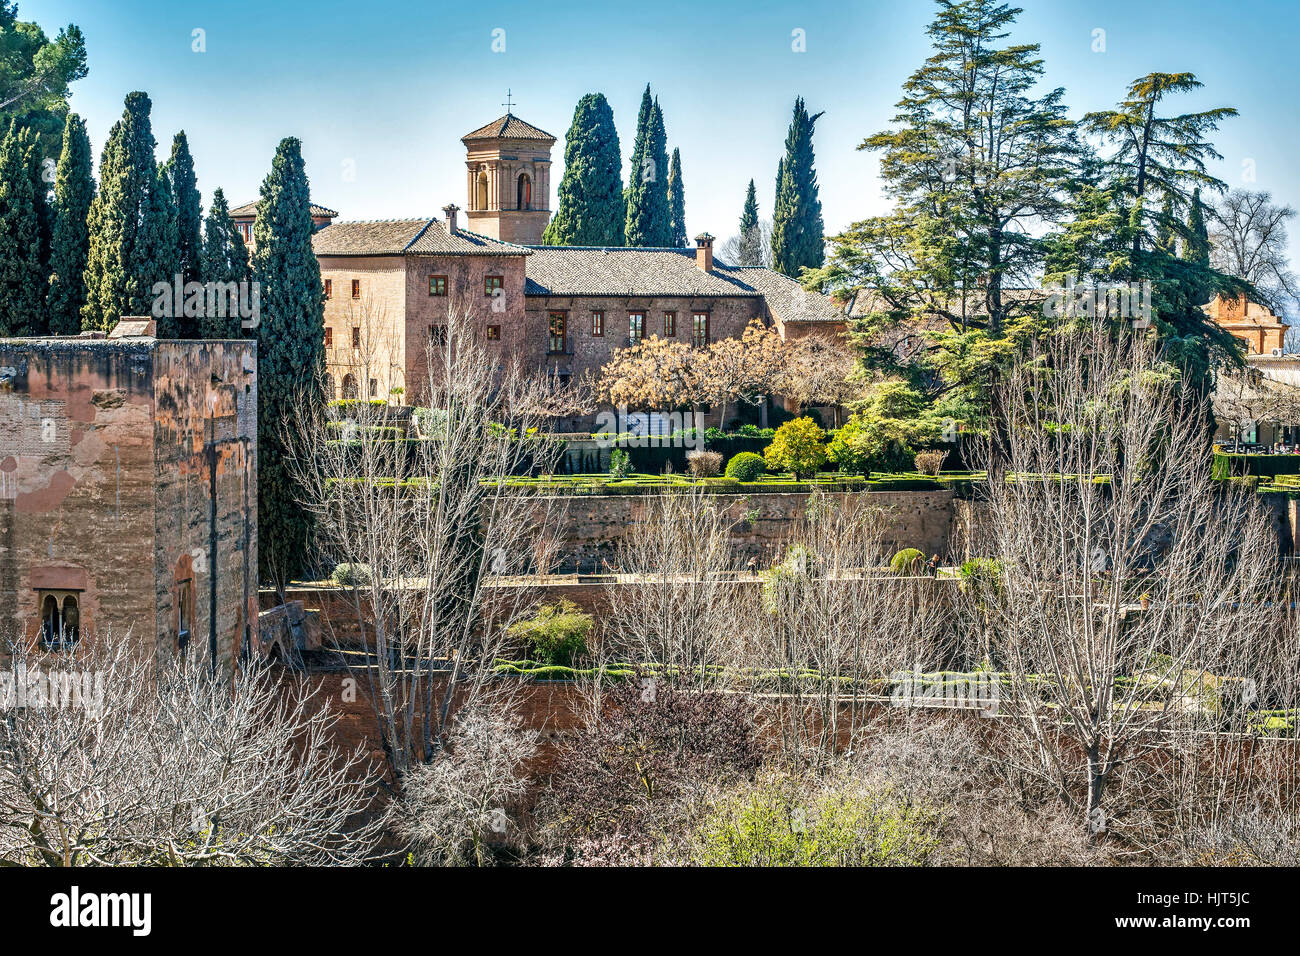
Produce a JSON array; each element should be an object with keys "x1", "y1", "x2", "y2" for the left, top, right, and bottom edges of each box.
[
  {"x1": 521, "y1": 246, "x2": 841, "y2": 320},
  {"x1": 311, "y1": 218, "x2": 530, "y2": 257},
  {"x1": 462, "y1": 113, "x2": 556, "y2": 143},
  {"x1": 229, "y1": 201, "x2": 338, "y2": 219}
]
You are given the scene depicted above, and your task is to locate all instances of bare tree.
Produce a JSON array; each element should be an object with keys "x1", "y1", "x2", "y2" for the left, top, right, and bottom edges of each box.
[
  {"x1": 1209, "y1": 189, "x2": 1300, "y2": 322},
  {"x1": 965, "y1": 328, "x2": 1291, "y2": 841},
  {"x1": 398, "y1": 703, "x2": 539, "y2": 866},
  {"x1": 777, "y1": 334, "x2": 863, "y2": 427},
  {"x1": 719, "y1": 219, "x2": 773, "y2": 269},
  {"x1": 290, "y1": 303, "x2": 574, "y2": 781},
  {"x1": 0, "y1": 637, "x2": 385, "y2": 866}
]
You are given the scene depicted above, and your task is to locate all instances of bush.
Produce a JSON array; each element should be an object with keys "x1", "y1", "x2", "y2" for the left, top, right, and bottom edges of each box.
[
  {"x1": 890, "y1": 548, "x2": 925, "y2": 574},
  {"x1": 686, "y1": 449, "x2": 724, "y2": 478},
  {"x1": 763, "y1": 417, "x2": 827, "y2": 479},
  {"x1": 725, "y1": 451, "x2": 768, "y2": 481},
  {"x1": 828, "y1": 414, "x2": 916, "y2": 476},
  {"x1": 609, "y1": 448, "x2": 632, "y2": 479},
  {"x1": 685, "y1": 773, "x2": 939, "y2": 867},
  {"x1": 915, "y1": 448, "x2": 948, "y2": 477},
  {"x1": 506, "y1": 600, "x2": 593, "y2": 667},
  {"x1": 959, "y1": 558, "x2": 1002, "y2": 594},
  {"x1": 331, "y1": 563, "x2": 371, "y2": 586}
]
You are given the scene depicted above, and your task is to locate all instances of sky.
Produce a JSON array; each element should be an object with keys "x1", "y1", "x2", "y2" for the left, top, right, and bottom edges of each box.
[{"x1": 25, "y1": 0, "x2": 1300, "y2": 261}]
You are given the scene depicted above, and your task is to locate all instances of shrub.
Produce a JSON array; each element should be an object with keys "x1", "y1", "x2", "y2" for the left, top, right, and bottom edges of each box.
[
  {"x1": 915, "y1": 448, "x2": 948, "y2": 477},
  {"x1": 890, "y1": 548, "x2": 925, "y2": 574},
  {"x1": 828, "y1": 414, "x2": 916, "y2": 476},
  {"x1": 685, "y1": 773, "x2": 939, "y2": 867},
  {"x1": 686, "y1": 449, "x2": 724, "y2": 478},
  {"x1": 959, "y1": 558, "x2": 1002, "y2": 596},
  {"x1": 763, "y1": 417, "x2": 827, "y2": 479},
  {"x1": 331, "y1": 563, "x2": 371, "y2": 586},
  {"x1": 506, "y1": 600, "x2": 593, "y2": 666},
  {"x1": 725, "y1": 451, "x2": 767, "y2": 481},
  {"x1": 609, "y1": 448, "x2": 632, "y2": 479}
]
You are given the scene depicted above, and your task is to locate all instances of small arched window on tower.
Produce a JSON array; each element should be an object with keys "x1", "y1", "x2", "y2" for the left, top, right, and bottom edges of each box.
[
  {"x1": 177, "y1": 580, "x2": 193, "y2": 652},
  {"x1": 39, "y1": 591, "x2": 81, "y2": 650},
  {"x1": 517, "y1": 173, "x2": 532, "y2": 211},
  {"x1": 342, "y1": 374, "x2": 358, "y2": 399},
  {"x1": 476, "y1": 170, "x2": 489, "y2": 211}
]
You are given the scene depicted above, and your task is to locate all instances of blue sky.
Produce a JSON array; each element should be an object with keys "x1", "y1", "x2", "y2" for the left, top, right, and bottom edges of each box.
[{"x1": 27, "y1": 0, "x2": 1300, "y2": 260}]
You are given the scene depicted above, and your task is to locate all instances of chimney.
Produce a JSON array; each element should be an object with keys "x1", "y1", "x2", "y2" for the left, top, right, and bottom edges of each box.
[
  {"x1": 694, "y1": 232, "x2": 714, "y2": 273},
  {"x1": 442, "y1": 203, "x2": 460, "y2": 235}
]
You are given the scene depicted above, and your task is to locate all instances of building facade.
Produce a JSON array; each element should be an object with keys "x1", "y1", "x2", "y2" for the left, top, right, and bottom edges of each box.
[{"x1": 0, "y1": 322, "x2": 258, "y2": 673}]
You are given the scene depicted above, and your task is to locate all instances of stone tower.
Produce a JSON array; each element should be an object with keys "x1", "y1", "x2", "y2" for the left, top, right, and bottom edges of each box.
[{"x1": 461, "y1": 112, "x2": 556, "y2": 244}]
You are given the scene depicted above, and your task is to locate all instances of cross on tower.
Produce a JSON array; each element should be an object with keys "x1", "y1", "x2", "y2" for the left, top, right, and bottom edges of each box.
[{"x1": 502, "y1": 89, "x2": 516, "y2": 113}]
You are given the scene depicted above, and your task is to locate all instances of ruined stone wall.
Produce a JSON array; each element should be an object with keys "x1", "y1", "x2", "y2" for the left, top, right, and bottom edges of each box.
[
  {"x1": 519, "y1": 489, "x2": 956, "y2": 573},
  {"x1": 0, "y1": 341, "x2": 158, "y2": 655},
  {"x1": 151, "y1": 341, "x2": 257, "y2": 675}
]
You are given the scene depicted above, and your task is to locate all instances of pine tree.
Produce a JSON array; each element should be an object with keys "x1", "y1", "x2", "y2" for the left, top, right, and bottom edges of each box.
[
  {"x1": 542, "y1": 93, "x2": 625, "y2": 246},
  {"x1": 667, "y1": 147, "x2": 686, "y2": 248},
  {"x1": 199, "y1": 187, "x2": 251, "y2": 338},
  {"x1": 0, "y1": 122, "x2": 45, "y2": 335},
  {"x1": 253, "y1": 137, "x2": 325, "y2": 588},
  {"x1": 771, "y1": 97, "x2": 825, "y2": 278},
  {"x1": 82, "y1": 91, "x2": 167, "y2": 330},
  {"x1": 738, "y1": 179, "x2": 762, "y2": 266},
  {"x1": 624, "y1": 88, "x2": 672, "y2": 246},
  {"x1": 47, "y1": 112, "x2": 94, "y2": 335},
  {"x1": 165, "y1": 131, "x2": 202, "y2": 286}
]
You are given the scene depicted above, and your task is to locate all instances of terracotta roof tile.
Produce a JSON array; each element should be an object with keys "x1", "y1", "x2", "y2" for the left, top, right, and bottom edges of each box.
[{"x1": 461, "y1": 113, "x2": 556, "y2": 143}]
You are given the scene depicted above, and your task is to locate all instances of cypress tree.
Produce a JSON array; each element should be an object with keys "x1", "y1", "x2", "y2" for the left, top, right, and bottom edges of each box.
[
  {"x1": 667, "y1": 147, "x2": 686, "y2": 248},
  {"x1": 625, "y1": 88, "x2": 672, "y2": 246},
  {"x1": 542, "y1": 93, "x2": 625, "y2": 246},
  {"x1": 253, "y1": 137, "x2": 325, "y2": 588},
  {"x1": 771, "y1": 97, "x2": 825, "y2": 278},
  {"x1": 82, "y1": 91, "x2": 166, "y2": 330},
  {"x1": 1154, "y1": 190, "x2": 1178, "y2": 255},
  {"x1": 0, "y1": 122, "x2": 45, "y2": 335},
  {"x1": 738, "y1": 178, "x2": 762, "y2": 266},
  {"x1": 1183, "y1": 187, "x2": 1210, "y2": 266},
  {"x1": 142, "y1": 164, "x2": 180, "y2": 336},
  {"x1": 165, "y1": 131, "x2": 202, "y2": 286},
  {"x1": 625, "y1": 85, "x2": 652, "y2": 205},
  {"x1": 47, "y1": 112, "x2": 94, "y2": 335},
  {"x1": 199, "y1": 187, "x2": 251, "y2": 338}
]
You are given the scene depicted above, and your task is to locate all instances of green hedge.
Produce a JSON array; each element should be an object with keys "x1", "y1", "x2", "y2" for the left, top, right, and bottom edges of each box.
[{"x1": 1212, "y1": 452, "x2": 1300, "y2": 480}]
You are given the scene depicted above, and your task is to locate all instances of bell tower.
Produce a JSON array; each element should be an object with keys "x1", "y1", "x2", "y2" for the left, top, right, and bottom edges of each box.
[{"x1": 461, "y1": 98, "x2": 556, "y2": 245}]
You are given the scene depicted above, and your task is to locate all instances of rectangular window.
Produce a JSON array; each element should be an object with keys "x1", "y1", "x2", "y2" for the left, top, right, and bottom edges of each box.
[
  {"x1": 548, "y1": 311, "x2": 568, "y2": 354},
  {"x1": 351, "y1": 326, "x2": 360, "y2": 348},
  {"x1": 324, "y1": 278, "x2": 332, "y2": 299},
  {"x1": 429, "y1": 325, "x2": 448, "y2": 346},
  {"x1": 628, "y1": 312, "x2": 644, "y2": 344},
  {"x1": 324, "y1": 327, "x2": 333, "y2": 347},
  {"x1": 663, "y1": 311, "x2": 676, "y2": 337},
  {"x1": 369, "y1": 378, "x2": 378, "y2": 398},
  {"x1": 485, "y1": 274, "x2": 503, "y2": 296},
  {"x1": 591, "y1": 311, "x2": 604, "y2": 336},
  {"x1": 351, "y1": 279, "x2": 361, "y2": 299},
  {"x1": 486, "y1": 325, "x2": 501, "y2": 341},
  {"x1": 428, "y1": 275, "x2": 447, "y2": 296},
  {"x1": 692, "y1": 312, "x2": 710, "y2": 347}
]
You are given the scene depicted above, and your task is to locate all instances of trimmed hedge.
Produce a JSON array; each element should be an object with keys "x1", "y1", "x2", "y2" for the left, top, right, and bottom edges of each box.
[
  {"x1": 725, "y1": 451, "x2": 768, "y2": 481},
  {"x1": 1212, "y1": 452, "x2": 1300, "y2": 480}
]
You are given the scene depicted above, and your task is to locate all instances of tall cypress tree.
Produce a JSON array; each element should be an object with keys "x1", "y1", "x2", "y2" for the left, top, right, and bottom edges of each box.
[
  {"x1": 200, "y1": 187, "x2": 251, "y2": 338},
  {"x1": 771, "y1": 97, "x2": 825, "y2": 278},
  {"x1": 1154, "y1": 190, "x2": 1178, "y2": 255},
  {"x1": 543, "y1": 93, "x2": 625, "y2": 246},
  {"x1": 47, "y1": 112, "x2": 94, "y2": 335},
  {"x1": 82, "y1": 91, "x2": 165, "y2": 330},
  {"x1": 253, "y1": 137, "x2": 325, "y2": 588},
  {"x1": 667, "y1": 147, "x2": 686, "y2": 248},
  {"x1": 143, "y1": 164, "x2": 180, "y2": 336},
  {"x1": 625, "y1": 88, "x2": 672, "y2": 246},
  {"x1": 1183, "y1": 187, "x2": 1210, "y2": 266},
  {"x1": 0, "y1": 122, "x2": 45, "y2": 335},
  {"x1": 165, "y1": 131, "x2": 202, "y2": 286},
  {"x1": 738, "y1": 178, "x2": 762, "y2": 266}
]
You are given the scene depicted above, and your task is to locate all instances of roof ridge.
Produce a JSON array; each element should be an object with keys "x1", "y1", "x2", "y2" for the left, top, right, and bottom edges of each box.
[{"x1": 403, "y1": 217, "x2": 440, "y2": 250}]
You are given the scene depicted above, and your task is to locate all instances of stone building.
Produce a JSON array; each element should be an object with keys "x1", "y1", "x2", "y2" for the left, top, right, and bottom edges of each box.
[
  {"x1": 0, "y1": 321, "x2": 258, "y2": 673},
  {"x1": 310, "y1": 110, "x2": 844, "y2": 423},
  {"x1": 1205, "y1": 294, "x2": 1289, "y2": 356}
]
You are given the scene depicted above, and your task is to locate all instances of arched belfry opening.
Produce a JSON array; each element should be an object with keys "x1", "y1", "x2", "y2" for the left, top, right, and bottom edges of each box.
[
  {"x1": 517, "y1": 173, "x2": 532, "y2": 211},
  {"x1": 476, "y1": 169, "x2": 489, "y2": 211}
]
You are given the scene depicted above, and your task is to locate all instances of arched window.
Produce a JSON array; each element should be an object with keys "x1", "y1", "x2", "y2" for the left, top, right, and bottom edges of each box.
[
  {"x1": 517, "y1": 173, "x2": 532, "y2": 210},
  {"x1": 177, "y1": 581, "x2": 192, "y2": 652},
  {"x1": 476, "y1": 170, "x2": 489, "y2": 211},
  {"x1": 342, "y1": 374, "x2": 358, "y2": 399},
  {"x1": 39, "y1": 592, "x2": 80, "y2": 650},
  {"x1": 41, "y1": 594, "x2": 60, "y2": 648}
]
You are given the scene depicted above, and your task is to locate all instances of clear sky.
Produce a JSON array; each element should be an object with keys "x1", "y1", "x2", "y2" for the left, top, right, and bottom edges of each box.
[{"x1": 26, "y1": 0, "x2": 1300, "y2": 259}]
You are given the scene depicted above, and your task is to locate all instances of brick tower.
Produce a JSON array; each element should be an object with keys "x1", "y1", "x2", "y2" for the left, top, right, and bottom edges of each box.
[{"x1": 462, "y1": 109, "x2": 556, "y2": 244}]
